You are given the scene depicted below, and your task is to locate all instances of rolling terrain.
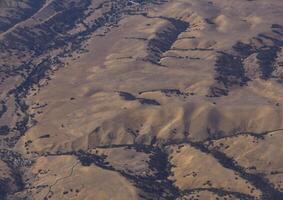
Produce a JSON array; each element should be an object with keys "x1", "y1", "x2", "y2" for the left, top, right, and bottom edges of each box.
[{"x1": 0, "y1": 0, "x2": 283, "y2": 199}]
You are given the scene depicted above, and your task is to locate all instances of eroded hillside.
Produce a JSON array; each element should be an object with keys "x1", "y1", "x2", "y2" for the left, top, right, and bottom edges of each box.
[{"x1": 0, "y1": 0, "x2": 283, "y2": 200}]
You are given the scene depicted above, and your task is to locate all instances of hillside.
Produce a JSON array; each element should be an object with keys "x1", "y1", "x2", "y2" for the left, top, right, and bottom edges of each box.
[{"x1": 0, "y1": 0, "x2": 283, "y2": 200}]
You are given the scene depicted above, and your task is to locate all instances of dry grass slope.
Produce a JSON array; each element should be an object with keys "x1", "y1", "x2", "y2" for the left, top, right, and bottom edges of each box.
[{"x1": 0, "y1": 0, "x2": 283, "y2": 200}]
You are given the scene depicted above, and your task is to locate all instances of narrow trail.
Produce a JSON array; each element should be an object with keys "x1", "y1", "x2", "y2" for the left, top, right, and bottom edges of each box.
[
  {"x1": 37, "y1": 127, "x2": 283, "y2": 199},
  {"x1": 0, "y1": 0, "x2": 50, "y2": 39},
  {"x1": 43, "y1": 161, "x2": 79, "y2": 200}
]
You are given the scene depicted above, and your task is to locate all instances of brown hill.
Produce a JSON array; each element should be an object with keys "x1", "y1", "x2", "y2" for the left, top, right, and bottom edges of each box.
[{"x1": 0, "y1": 0, "x2": 283, "y2": 199}]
